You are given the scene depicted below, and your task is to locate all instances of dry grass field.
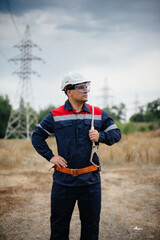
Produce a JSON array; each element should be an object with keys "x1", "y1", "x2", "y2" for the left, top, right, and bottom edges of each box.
[{"x1": 0, "y1": 130, "x2": 160, "y2": 240}]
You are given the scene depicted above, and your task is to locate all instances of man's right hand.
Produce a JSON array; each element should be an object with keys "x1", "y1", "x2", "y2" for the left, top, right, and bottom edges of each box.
[{"x1": 49, "y1": 155, "x2": 67, "y2": 169}]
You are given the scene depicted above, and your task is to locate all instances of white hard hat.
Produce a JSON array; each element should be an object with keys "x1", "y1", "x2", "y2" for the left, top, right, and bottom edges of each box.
[{"x1": 61, "y1": 71, "x2": 91, "y2": 91}]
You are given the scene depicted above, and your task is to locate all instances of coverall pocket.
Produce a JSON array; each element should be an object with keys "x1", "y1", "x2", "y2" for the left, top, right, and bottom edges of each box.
[
  {"x1": 85, "y1": 119, "x2": 101, "y2": 131},
  {"x1": 55, "y1": 120, "x2": 73, "y2": 128},
  {"x1": 54, "y1": 120, "x2": 73, "y2": 139}
]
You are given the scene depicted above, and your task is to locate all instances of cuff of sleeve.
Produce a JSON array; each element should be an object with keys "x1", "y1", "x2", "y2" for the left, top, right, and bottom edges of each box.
[
  {"x1": 99, "y1": 131, "x2": 109, "y2": 143},
  {"x1": 46, "y1": 153, "x2": 54, "y2": 161},
  {"x1": 99, "y1": 132, "x2": 104, "y2": 143}
]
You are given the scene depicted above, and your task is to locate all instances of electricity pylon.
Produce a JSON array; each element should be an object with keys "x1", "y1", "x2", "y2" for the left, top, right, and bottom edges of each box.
[
  {"x1": 102, "y1": 78, "x2": 111, "y2": 108},
  {"x1": 5, "y1": 25, "x2": 44, "y2": 140},
  {"x1": 133, "y1": 93, "x2": 140, "y2": 113}
]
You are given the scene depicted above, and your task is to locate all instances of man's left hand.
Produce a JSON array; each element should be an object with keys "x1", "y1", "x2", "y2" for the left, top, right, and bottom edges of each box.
[{"x1": 89, "y1": 129, "x2": 99, "y2": 142}]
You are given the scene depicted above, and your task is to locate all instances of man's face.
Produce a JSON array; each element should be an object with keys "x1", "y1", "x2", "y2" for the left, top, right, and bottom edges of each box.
[{"x1": 67, "y1": 83, "x2": 90, "y2": 103}]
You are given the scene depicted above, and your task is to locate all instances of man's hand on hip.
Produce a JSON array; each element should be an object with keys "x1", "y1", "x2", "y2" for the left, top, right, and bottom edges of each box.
[{"x1": 50, "y1": 155, "x2": 67, "y2": 169}]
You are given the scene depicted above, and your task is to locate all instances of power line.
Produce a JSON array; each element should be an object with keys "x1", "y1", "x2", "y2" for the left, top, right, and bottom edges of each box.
[
  {"x1": 0, "y1": 49, "x2": 15, "y2": 69},
  {"x1": 3, "y1": 0, "x2": 21, "y2": 40}
]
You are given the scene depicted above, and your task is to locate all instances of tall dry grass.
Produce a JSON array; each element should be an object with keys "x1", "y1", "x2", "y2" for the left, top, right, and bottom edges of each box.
[
  {"x1": 0, "y1": 137, "x2": 57, "y2": 169},
  {"x1": 0, "y1": 130, "x2": 160, "y2": 169},
  {"x1": 100, "y1": 129, "x2": 160, "y2": 166}
]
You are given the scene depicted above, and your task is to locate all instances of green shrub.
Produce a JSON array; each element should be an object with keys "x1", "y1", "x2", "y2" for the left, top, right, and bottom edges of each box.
[
  {"x1": 137, "y1": 125, "x2": 149, "y2": 132},
  {"x1": 123, "y1": 122, "x2": 135, "y2": 134},
  {"x1": 115, "y1": 121, "x2": 135, "y2": 134},
  {"x1": 148, "y1": 124, "x2": 154, "y2": 131}
]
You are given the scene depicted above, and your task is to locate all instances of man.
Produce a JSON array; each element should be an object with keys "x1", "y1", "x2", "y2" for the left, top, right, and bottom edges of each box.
[{"x1": 32, "y1": 71, "x2": 121, "y2": 240}]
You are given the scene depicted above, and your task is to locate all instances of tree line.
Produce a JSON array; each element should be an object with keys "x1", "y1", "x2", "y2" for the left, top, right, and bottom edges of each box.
[{"x1": 0, "y1": 95, "x2": 159, "y2": 138}]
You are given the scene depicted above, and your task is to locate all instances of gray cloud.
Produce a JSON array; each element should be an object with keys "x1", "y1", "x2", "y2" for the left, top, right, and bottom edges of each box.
[
  {"x1": 1, "y1": 0, "x2": 160, "y2": 32},
  {"x1": 0, "y1": 0, "x2": 54, "y2": 15},
  {"x1": 1, "y1": 0, "x2": 160, "y2": 15}
]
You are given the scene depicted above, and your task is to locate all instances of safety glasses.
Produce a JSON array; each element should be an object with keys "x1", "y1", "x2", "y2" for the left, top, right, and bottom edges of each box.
[
  {"x1": 74, "y1": 83, "x2": 90, "y2": 93},
  {"x1": 66, "y1": 83, "x2": 90, "y2": 93}
]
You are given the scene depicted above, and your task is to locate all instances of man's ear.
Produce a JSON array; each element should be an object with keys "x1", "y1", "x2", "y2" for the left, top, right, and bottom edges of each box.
[{"x1": 67, "y1": 89, "x2": 72, "y2": 97}]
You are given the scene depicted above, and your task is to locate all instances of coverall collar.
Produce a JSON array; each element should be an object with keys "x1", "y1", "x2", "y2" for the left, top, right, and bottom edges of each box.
[{"x1": 64, "y1": 99, "x2": 90, "y2": 113}]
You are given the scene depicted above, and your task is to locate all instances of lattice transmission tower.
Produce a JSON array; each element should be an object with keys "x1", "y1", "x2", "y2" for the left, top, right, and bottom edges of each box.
[
  {"x1": 5, "y1": 25, "x2": 44, "y2": 140},
  {"x1": 133, "y1": 93, "x2": 140, "y2": 113}
]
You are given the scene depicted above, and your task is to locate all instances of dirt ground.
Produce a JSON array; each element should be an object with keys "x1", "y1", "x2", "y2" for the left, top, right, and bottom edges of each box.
[{"x1": 0, "y1": 165, "x2": 160, "y2": 240}]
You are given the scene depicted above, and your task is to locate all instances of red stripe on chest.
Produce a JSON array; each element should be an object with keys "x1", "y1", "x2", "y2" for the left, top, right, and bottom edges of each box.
[{"x1": 51, "y1": 104, "x2": 102, "y2": 116}]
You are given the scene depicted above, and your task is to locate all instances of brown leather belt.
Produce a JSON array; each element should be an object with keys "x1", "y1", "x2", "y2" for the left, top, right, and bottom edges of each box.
[{"x1": 55, "y1": 165, "x2": 98, "y2": 177}]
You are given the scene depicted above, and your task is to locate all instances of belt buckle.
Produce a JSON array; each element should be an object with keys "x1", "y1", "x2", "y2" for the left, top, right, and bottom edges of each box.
[{"x1": 72, "y1": 169, "x2": 77, "y2": 177}]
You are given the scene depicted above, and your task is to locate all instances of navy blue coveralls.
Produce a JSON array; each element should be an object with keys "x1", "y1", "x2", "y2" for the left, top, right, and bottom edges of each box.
[{"x1": 32, "y1": 100, "x2": 121, "y2": 240}]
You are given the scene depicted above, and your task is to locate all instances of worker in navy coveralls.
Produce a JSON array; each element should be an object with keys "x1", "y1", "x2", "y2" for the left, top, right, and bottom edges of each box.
[{"x1": 32, "y1": 71, "x2": 121, "y2": 240}]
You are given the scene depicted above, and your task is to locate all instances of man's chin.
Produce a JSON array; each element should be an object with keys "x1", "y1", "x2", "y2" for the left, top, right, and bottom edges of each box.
[
  {"x1": 83, "y1": 97, "x2": 88, "y2": 102},
  {"x1": 80, "y1": 98, "x2": 88, "y2": 104}
]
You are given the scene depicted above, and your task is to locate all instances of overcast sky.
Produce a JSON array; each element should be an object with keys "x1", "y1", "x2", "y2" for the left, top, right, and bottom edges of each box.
[{"x1": 0, "y1": 0, "x2": 160, "y2": 120}]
